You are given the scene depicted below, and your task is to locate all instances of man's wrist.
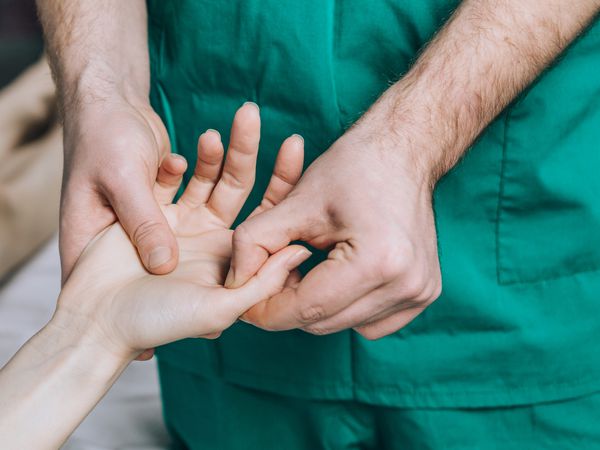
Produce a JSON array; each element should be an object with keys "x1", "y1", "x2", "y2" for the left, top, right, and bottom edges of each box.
[
  {"x1": 355, "y1": 0, "x2": 600, "y2": 191},
  {"x1": 352, "y1": 81, "x2": 459, "y2": 191},
  {"x1": 59, "y1": 61, "x2": 149, "y2": 116}
]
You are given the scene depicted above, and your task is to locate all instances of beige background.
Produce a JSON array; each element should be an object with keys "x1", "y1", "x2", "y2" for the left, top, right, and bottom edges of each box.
[{"x1": 0, "y1": 236, "x2": 171, "y2": 450}]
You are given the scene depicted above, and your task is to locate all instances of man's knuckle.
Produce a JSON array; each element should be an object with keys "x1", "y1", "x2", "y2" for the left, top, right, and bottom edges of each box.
[
  {"x1": 430, "y1": 281, "x2": 442, "y2": 300},
  {"x1": 403, "y1": 272, "x2": 428, "y2": 299},
  {"x1": 132, "y1": 219, "x2": 165, "y2": 245},
  {"x1": 369, "y1": 250, "x2": 412, "y2": 284},
  {"x1": 414, "y1": 280, "x2": 440, "y2": 303},
  {"x1": 415, "y1": 270, "x2": 442, "y2": 301},
  {"x1": 297, "y1": 304, "x2": 326, "y2": 324},
  {"x1": 232, "y1": 223, "x2": 257, "y2": 247},
  {"x1": 102, "y1": 161, "x2": 149, "y2": 193}
]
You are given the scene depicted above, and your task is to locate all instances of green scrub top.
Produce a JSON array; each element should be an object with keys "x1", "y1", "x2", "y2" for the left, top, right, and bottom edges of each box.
[{"x1": 147, "y1": 0, "x2": 600, "y2": 408}]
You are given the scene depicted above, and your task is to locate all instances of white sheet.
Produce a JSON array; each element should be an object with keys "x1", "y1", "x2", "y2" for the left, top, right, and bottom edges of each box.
[{"x1": 0, "y1": 236, "x2": 170, "y2": 449}]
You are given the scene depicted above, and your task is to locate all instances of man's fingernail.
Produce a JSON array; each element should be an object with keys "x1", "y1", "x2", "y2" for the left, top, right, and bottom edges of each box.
[
  {"x1": 292, "y1": 133, "x2": 304, "y2": 144},
  {"x1": 148, "y1": 246, "x2": 172, "y2": 269},
  {"x1": 172, "y1": 153, "x2": 186, "y2": 162},
  {"x1": 286, "y1": 248, "x2": 312, "y2": 269}
]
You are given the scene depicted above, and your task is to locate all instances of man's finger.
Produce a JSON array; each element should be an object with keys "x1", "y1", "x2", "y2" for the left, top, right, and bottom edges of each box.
[
  {"x1": 207, "y1": 102, "x2": 261, "y2": 225},
  {"x1": 301, "y1": 278, "x2": 430, "y2": 335},
  {"x1": 59, "y1": 187, "x2": 115, "y2": 283},
  {"x1": 225, "y1": 198, "x2": 315, "y2": 289},
  {"x1": 300, "y1": 287, "x2": 392, "y2": 335},
  {"x1": 353, "y1": 307, "x2": 424, "y2": 341},
  {"x1": 249, "y1": 134, "x2": 304, "y2": 218},
  {"x1": 242, "y1": 246, "x2": 381, "y2": 331},
  {"x1": 219, "y1": 245, "x2": 312, "y2": 319},
  {"x1": 108, "y1": 177, "x2": 178, "y2": 274}
]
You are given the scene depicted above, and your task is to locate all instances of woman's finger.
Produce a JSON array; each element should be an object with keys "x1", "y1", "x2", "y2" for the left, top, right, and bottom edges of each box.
[
  {"x1": 206, "y1": 102, "x2": 261, "y2": 226},
  {"x1": 241, "y1": 244, "x2": 380, "y2": 331},
  {"x1": 177, "y1": 130, "x2": 224, "y2": 208},
  {"x1": 154, "y1": 153, "x2": 187, "y2": 205},
  {"x1": 249, "y1": 134, "x2": 304, "y2": 218},
  {"x1": 218, "y1": 245, "x2": 311, "y2": 319}
]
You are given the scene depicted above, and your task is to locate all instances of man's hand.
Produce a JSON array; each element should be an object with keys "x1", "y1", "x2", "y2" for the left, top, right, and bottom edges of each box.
[
  {"x1": 226, "y1": 0, "x2": 600, "y2": 339},
  {"x1": 227, "y1": 117, "x2": 441, "y2": 339},
  {"x1": 36, "y1": 0, "x2": 176, "y2": 280},
  {"x1": 60, "y1": 97, "x2": 176, "y2": 280}
]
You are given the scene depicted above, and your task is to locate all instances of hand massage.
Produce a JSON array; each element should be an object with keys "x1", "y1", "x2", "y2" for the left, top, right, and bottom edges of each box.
[{"x1": 1, "y1": 0, "x2": 599, "y2": 448}]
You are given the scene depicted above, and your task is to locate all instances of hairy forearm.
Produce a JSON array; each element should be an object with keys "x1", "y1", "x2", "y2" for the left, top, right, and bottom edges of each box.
[
  {"x1": 0, "y1": 312, "x2": 130, "y2": 448},
  {"x1": 360, "y1": 0, "x2": 600, "y2": 185},
  {"x1": 36, "y1": 0, "x2": 150, "y2": 112}
]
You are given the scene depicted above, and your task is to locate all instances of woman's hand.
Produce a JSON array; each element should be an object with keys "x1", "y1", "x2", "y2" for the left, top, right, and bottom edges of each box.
[
  {"x1": 0, "y1": 103, "x2": 307, "y2": 449},
  {"x1": 57, "y1": 102, "x2": 308, "y2": 360}
]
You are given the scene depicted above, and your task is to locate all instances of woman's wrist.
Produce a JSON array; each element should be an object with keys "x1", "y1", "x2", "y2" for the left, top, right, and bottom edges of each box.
[
  {"x1": 43, "y1": 308, "x2": 135, "y2": 378},
  {"x1": 0, "y1": 308, "x2": 133, "y2": 448}
]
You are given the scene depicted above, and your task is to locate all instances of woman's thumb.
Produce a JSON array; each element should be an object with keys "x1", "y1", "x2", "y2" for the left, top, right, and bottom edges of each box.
[
  {"x1": 228, "y1": 245, "x2": 312, "y2": 312},
  {"x1": 225, "y1": 200, "x2": 306, "y2": 289}
]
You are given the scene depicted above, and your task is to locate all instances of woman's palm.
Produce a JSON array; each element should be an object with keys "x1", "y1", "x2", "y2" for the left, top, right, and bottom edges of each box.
[{"x1": 60, "y1": 104, "x2": 306, "y2": 357}]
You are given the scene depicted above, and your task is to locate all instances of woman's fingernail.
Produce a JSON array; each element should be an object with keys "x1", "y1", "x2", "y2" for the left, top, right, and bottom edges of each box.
[
  {"x1": 148, "y1": 246, "x2": 172, "y2": 269},
  {"x1": 205, "y1": 128, "x2": 220, "y2": 137},
  {"x1": 243, "y1": 101, "x2": 259, "y2": 110},
  {"x1": 292, "y1": 133, "x2": 304, "y2": 143},
  {"x1": 286, "y1": 248, "x2": 312, "y2": 269},
  {"x1": 172, "y1": 153, "x2": 186, "y2": 162}
]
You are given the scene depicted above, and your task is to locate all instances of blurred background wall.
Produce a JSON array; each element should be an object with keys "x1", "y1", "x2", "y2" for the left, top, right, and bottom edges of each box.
[
  {"x1": 0, "y1": 0, "x2": 44, "y2": 88},
  {"x1": 0, "y1": 2, "x2": 170, "y2": 447}
]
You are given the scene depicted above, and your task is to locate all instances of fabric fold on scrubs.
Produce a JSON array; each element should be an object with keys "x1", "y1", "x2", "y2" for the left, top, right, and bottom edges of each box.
[{"x1": 147, "y1": 0, "x2": 600, "y2": 409}]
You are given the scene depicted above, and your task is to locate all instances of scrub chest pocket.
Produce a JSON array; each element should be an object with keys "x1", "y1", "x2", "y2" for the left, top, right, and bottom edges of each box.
[
  {"x1": 496, "y1": 20, "x2": 600, "y2": 285},
  {"x1": 147, "y1": 0, "x2": 600, "y2": 412}
]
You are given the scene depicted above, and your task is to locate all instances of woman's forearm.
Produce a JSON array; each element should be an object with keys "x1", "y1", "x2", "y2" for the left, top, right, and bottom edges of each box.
[{"x1": 0, "y1": 311, "x2": 131, "y2": 449}]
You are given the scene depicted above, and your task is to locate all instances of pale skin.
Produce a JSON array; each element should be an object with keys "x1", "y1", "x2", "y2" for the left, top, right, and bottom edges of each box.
[
  {"x1": 0, "y1": 104, "x2": 308, "y2": 449},
  {"x1": 36, "y1": 0, "x2": 600, "y2": 341}
]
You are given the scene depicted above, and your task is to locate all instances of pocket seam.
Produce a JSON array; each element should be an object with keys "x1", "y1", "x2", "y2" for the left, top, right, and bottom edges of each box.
[
  {"x1": 495, "y1": 108, "x2": 511, "y2": 285},
  {"x1": 495, "y1": 103, "x2": 600, "y2": 286}
]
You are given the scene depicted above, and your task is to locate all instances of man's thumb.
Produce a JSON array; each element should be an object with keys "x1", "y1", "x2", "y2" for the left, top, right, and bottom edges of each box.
[
  {"x1": 111, "y1": 183, "x2": 178, "y2": 275},
  {"x1": 229, "y1": 245, "x2": 312, "y2": 313},
  {"x1": 225, "y1": 200, "x2": 305, "y2": 289}
]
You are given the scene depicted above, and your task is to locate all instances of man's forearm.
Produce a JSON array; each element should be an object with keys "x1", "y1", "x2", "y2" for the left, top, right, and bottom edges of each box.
[
  {"x1": 36, "y1": 0, "x2": 150, "y2": 112},
  {"x1": 360, "y1": 0, "x2": 600, "y2": 185}
]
